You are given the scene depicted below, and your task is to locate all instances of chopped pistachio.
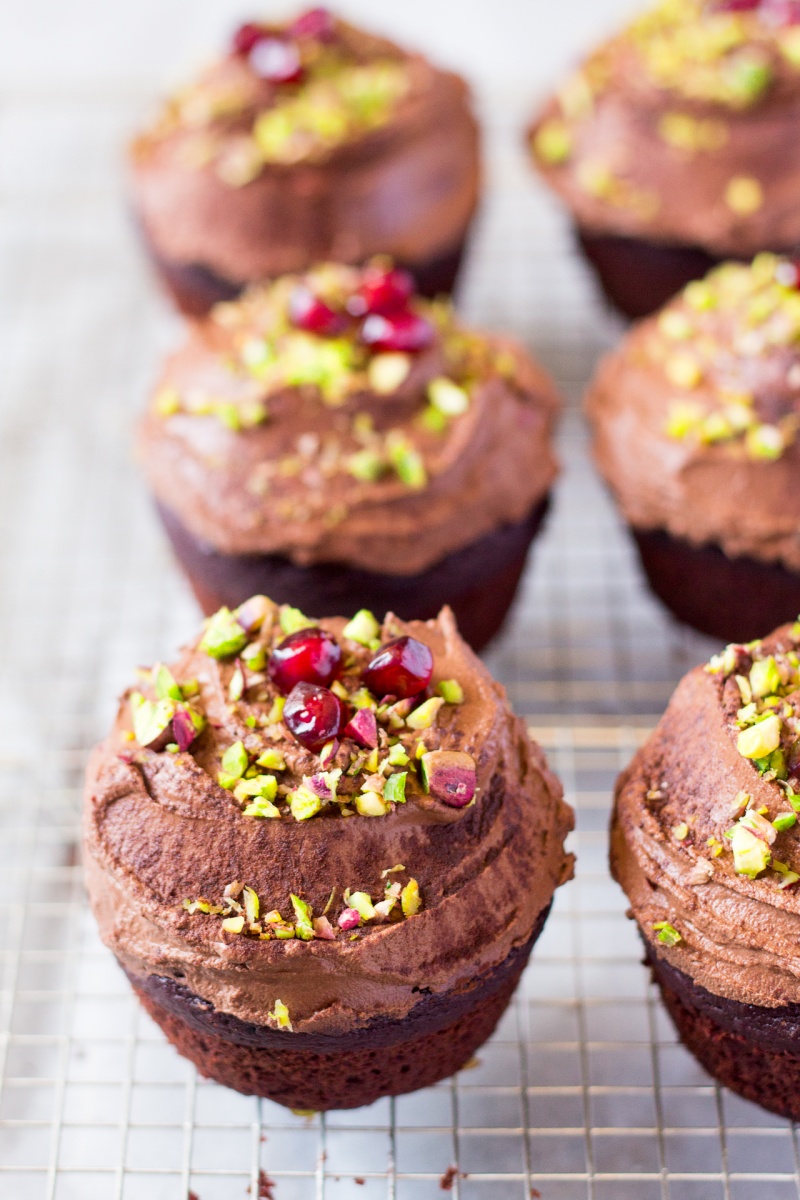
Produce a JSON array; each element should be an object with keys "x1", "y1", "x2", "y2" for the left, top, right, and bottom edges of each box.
[
  {"x1": 342, "y1": 609, "x2": 381, "y2": 646},
  {"x1": 406, "y1": 697, "x2": 444, "y2": 730},
  {"x1": 153, "y1": 663, "x2": 182, "y2": 702},
  {"x1": 356, "y1": 790, "x2": 390, "y2": 817},
  {"x1": 533, "y1": 118, "x2": 573, "y2": 164},
  {"x1": 730, "y1": 822, "x2": 772, "y2": 878},
  {"x1": 200, "y1": 607, "x2": 248, "y2": 659},
  {"x1": 347, "y1": 448, "x2": 385, "y2": 482},
  {"x1": 652, "y1": 922, "x2": 681, "y2": 947},
  {"x1": 351, "y1": 687, "x2": 377, "y2": 710},
  {"x1": 664, "y1": 353, "x2": 702, "y2": 389},
  {"x1": 773, "y1": 813, "x2": 798, "y2": 833},
  {"x1": 658, "y1": 309, "x2": 693, "y2": 341},
  {"x1": 269, "y1": 1000, "x2": 292, "y2": 1032},
  {"x1": 280, "y1": 605, "x2": 315, "y2": 635},
  {"x1": 725, "y1": 175, "x2": 763, "y2": 216},
  {"x1": 387, "y1": 743, "x2": 410, "y2": 767},
  {"x1": 746, "y1": 423, "x2": 784, "y2": 460},
  {"x1": 234, "y1": 774, "x2": 278, "y2": 803},
  {"x1": 221, "y1": 915, "x2": 245, "y2": 934},
  {"x1": 386, "y1": 433, "x2": 427, "y2": 488},
  {"x1": 257, "y1": 747, "x2": 286, "y2": 771},
  {"x1": 266, "y1": 696, "x2": 285, "y2": 723},
  {"x1": 130, "y1": 692, "x2": 175, "y2": 749},
  {"x1": 428, "y1": 377, "x2": 469, "y2": 416},
  {"x1": 349, "y1": 891, "x2": 377, "y2": 921},
  {"x1": 418, "y1": 405, "x2": 448, "y2": 434},
  {"x1": 243, "y1": 796, "x2": 281, "y2": 819},
  {"x1": 368, "y1": 352, "x2": 411, "y2": 394},
  {"x1": 242, "y1": 886, "x2": 260, "y2": 925},
  {"x1": 750, "y1": 656, "x2": 781, "y2": 700},
  {"x1": 737, "y1": 713, "x2": 782, "y2": 760},
  {"x1": 242, "y1": 643, "x2": 267, "y2": 671},
  {"x1": 383, "y1": 772, "x2": 407, "y2": 805},
  {"x1": 290, "y1": 894, "x2": 315, "y2": 941},
  {"x1": 401, "y1": 878, "x2": 421, "y2": 917},
  {"x1": 364, "y1": 747, "x2": 379, "y2": 773},
  {"x1": 221, "y1": 740, "x2": 249, "y2": 780},
  {"x1": 437, "y1": 679, "x2": 464, "y2": 705},
  {"x1": 673, "y1": 823, "x2": 689, "y2": 841},
  {"x1": 289, "y1": 786, "x2": 323, "y2": 821}
]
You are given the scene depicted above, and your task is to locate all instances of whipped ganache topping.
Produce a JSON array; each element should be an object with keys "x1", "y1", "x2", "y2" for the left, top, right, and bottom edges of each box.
[
  {"x1": 139, "y1": 260, "x2": 559, "y2": 574},
  {"x1": 587, "y1": 255, "x2": 800, "y2": 571},
  {"x1": 612, "y1": 620, "x2": 800, "y2": 1009},
  {"x1": 84, "y1": 600, "x2": 573, "y2": 1033},
  {"x1": 531, "y1": 0, "x2": 800, "y2": 254}
]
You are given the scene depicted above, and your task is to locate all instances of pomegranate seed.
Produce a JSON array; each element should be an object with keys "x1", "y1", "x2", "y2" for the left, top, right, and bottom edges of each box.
[
  {"x1": 289, "y1": 286, "x2": 347, "y2": 336},
  {"x1": 763, "y1": 0, "x2": 800, "y2": 21},
  {"x1": 283, "y1": 683, "x2": 346, "y2": 750},
  {"x1": 290, "y1": 7, "x2": 336, "y2": 40},
  {"x1": 361, "y1": 311, "x2": 434, "y2": 354},
  {"x1": 362, "y1": 637, "x2": 434, "y2": 700},
  {"x1": 231, "y1": 22, "x2": 268, "y2": 55},
  {"x1": 710, "y1": 0, "x2": 760, "y2": 10},
  {"x1": 249, "y1": 37, "x2": 304, "y2": 83},
  {"x1": 269, "y1": 628, "x2": 343, "y2": 694},
  {"x1": 348, "y1": 265, "x2": 414, "y2": 317}
]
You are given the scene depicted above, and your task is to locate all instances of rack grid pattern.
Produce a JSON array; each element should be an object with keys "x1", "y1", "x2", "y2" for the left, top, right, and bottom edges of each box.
[{"x1": 1, "y1": 74, "x2": 796, "y2": 1200}]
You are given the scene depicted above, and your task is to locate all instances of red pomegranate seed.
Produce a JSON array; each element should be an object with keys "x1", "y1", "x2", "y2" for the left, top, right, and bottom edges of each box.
[
  {"x1": 763, "y1": 0, "x2": 800, "y2": 21},
  {"x1": 231, "y1": 22, "x2": 268, "y2": 55},
  {"x1": 269, "y1": 628, "x2": 343, "y2": 694},
  {"x1": 249, "y1": 36, "x2": 304, "y2": 83},
  {"x1": 290, "y1": 7, "x2": 336, "y2": 40},
  {"x1": 362, "y1": 636, "x2": 434, "y2": 700},
  {"x1": 360, "y1": 311, "x2": 434, "y2": 354},
  {"x1": 288, "y1": 286, "x2": 347, "y2": 336},
  {"x1": 283, "y1": 683, "x2": 347, "y2": 750},
  {"x1": 348, "y1": 265, "x2": 414, "y2": 317},
  {"x1": 710, "y1": 0, "x2": 760, "y2": 10}
]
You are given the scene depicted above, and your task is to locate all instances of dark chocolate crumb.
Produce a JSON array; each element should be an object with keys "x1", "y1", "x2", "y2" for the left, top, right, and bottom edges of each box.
[
  {"x1": 439, "y1": 1166, "x2": 466, "y2": 1191},
  {"x1": 246, "y1": 1173, "x2": 276, "y2": 1199}
]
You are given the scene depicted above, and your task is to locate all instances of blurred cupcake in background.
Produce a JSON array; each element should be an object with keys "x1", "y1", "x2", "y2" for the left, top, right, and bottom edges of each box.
[
  {"x1": 138, "y1": 259, "x2": 561, "y2": 652},
  {"x1": 586, "y1": 253, "x2": 800, "y2": 643},
  {"x1": 130, "y1": 8, "x2": 481, "y2": 315},
  {"x1": 529, "y1": 0, "x2": 800, "y2": 318}
]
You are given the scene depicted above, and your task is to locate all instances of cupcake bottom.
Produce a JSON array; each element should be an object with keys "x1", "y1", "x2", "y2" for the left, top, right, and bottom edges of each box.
[
  {"x1": 647, "y1": 945, "x2": 800, "y2": 1121},
  {"x1": 142, "y1": 232, "x2": 469, "y2": 318},
  {"x1": 156, "y1": 497, "x2": 550, "y2": 653},
  {"x1": 124, "y1": 912, "x2": 547, "y2": 1110},
  {"x1": 631, "y1": 525, "x2": 800, "y2": 644}
]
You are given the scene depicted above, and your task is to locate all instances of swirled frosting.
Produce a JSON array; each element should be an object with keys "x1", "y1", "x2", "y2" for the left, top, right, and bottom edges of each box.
[
  {"x1": 529, "y1": 0, "x2": 800, "y2": 255},
  {"x1": 586, "y1": 254, "x2": 800, "y2": 570},
  {"x1": 612, "y1": 622, "x2": 800, "y2": 1009},
  {"x1": 138, "y1": 262, "x2": 560, "y2": 574},
  {"x1": 83, "y1": 598, "x2": 574, "y2": 1034},
  {"x1": 130, "y1": 12, "x2": 480, "y2": 281}
]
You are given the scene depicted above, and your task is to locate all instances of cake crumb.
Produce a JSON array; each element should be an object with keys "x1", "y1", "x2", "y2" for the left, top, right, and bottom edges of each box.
[
  {"x1": 246, "y1": 1173, "x2": 276, "y2": 1199},
  {"x1": 440, "y1": 1166, "x2": 466, "y2": 1191}
]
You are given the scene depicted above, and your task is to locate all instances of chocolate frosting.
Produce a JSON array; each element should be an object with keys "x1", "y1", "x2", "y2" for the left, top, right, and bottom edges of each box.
[
  {"x1": 530, "y1": 0, "x2": 800, "y2": 255},
  {"x1": 137, "y1": 273, "x2": 560, "y2": 575},
  {"x1": 612, "y1": 622, "x2": 800, "y2": 1010},
  {"x1": 83, "y1": 603, "x2": 574, "y2": 1034},
  {"x1": 586, "y1": 256, "x2": 800, "y2": 571},
  {"x1": 130, "y1": 18, "x2": 480, "y2": 280}
]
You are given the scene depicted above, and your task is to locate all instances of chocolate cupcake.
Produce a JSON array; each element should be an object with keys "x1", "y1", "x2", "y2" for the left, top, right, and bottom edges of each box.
[
  {"x1": 612, "y1": 624, "x2": 800, "y2": 1119},
  {"x1": 586, "y1": 253, "x2": 800, "y2": 643},
  {"x1": 83, "y1": 596, "x2": 574, "y2": 1110},
  {"x1": 529, "y1": 0, "x2": 800, "y2": 318},
  {"x1": 130, "y1": 8, "x2": 481, "y2": 316},
  {"x1": 138, "y1": 260, "x2": 560, "y2": 653}
]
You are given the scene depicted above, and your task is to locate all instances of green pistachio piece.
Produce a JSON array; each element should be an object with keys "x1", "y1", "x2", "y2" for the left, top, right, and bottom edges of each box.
[
  {"x1": 290, "y1": 894, "x2": 315, "y2": 941},
  {"x1": 348, "y1": 891, "x2": 376, "y2": 920},
  {"x1": 130, "y1": 692, "x2": 176, "y2": 749},
  {"x1": 235, "y1": 774, "x2": 278, "y2": 802},
  {"x1": 386, "y1": 434, "x2": 427, "y2": 489},
  {"x1": 242, "y1": 643, "x2": 267, "y2": 671},
  {"x1": 428, "y1": 377, "x2": 469, "y2": 416},
  {"x1": 387, "y1": 743, "x2": 410, "y2": 767},
  {"x1": 773, "y1": 813, "x2": 798, "y2": 833},
  {"x1": 725, "y1": 56, "x2": 772, "y2": 106},
  {"x1": 730, "y1": 823, "x2": 772, "y2": 877},
  {"x1": 356, "y1": 791, "x2": 389, "y2": 817},
  {"x1": 289, "y1": 785, "x2": 323, "y2": 821},
  {"x1": 351, "y1": 687, "x2": 377, "y2": 710},
  {"x1": 347, "y1": 448, "x2": 385, "y2": 482},
  {"x1": 257, "y1": 747, "x2": 286, "y2": 771},
  {"x1": 266, "y1": 696, "x2": 285, "y2": 723},
  {"x1": 652, "y1": 922, "x2": 681, "y2": 947},
  {"x1": 242, "y1": 886, "x2": 260, "y2": 925},
  {"x1": 342, "y1": 609, "x2": 381, "y2": 646},
  {"x1": 406, "y1": 697, "x2": 444, "y2": 730},
  {"x1": 221, "y1": 740, "x2": 249, "y2": 780},
  {"x1": 368, "y1": 352, "x2": 411, "y2": 394},
  {"x1": 269, "y1": 999, "x2": 292, "y2": 1031},
  {"x1": 746, "y1": 423, "x2": 784, "y2": 460},
  {"x1": 383, "y1": 772, "x2": 407, "y2": 805},
  {"x1": 280, "y1": 606, "x2": 315, "y2": 635},
  {"x1": 533, "y1": 118, "x2": 573, "y2": 164},
  {"x1": 221, "y1": 915, "x2": 245, "y2": 934},
  {"x1": 737, "y1": 714, "x2": 782, "y2": 759},
  {"x1": 750, "y1": 656, "x2": 781, "y2": 699},
  {"x1": 200, "y1": 607, "x2": 248, "y2": 659},
  {"x1": 243, "y1": 796, "x2": 281, "y2": 819},
  {"x1": 418, "y1": 405, "x2": 448, "y2": 434},
  {"x1": 153, "y1": 663, "x2": 182, "y2": 702},
  {"x1": 401, "y1": 878, "x2": 421, "y2": 917},
  {"x1": 437, "y1": 679, "x2": 464, "y2": 705}
]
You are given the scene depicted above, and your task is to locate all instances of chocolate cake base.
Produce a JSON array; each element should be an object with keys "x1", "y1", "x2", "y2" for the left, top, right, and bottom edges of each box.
[
  {"x1": 125, "y1": 915, "x2": 546, "y2": 1110},
  {"x1": 144, "y1": 234, "x2": 470, "y2": 317},
  {"x1": 631, "y1": 525, "x2": 800, "y2": 644},
  {"x1": 647, "y1": 945, "x2": 800, "y2": 1120},
  {"x1": 156, "y1": 497, "x2": 550, "y2": 653},
  {"x1": 577, "y1": 228, "x2": 721, "y2": 320}
]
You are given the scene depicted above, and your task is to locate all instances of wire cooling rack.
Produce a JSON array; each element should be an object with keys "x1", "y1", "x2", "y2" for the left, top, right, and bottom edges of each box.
[{"x1": 2, "y1": 63, "x2": 798, "y2": 1200}]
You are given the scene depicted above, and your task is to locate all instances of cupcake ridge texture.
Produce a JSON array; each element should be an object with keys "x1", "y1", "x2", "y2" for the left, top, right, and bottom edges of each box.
[
  {"x1": 530, "y1": 0, "x2": 800, "y2": 256},
  {"x1": 138, "y1": 260, "x2": 560, "y2": 575},
  {"x1": 83, "y1": 598, "x2": 574, "y2": 1037},
  {"x1": 612, "y1": 620, "x2": 800, "y2": 1010},
  {"x1": 586, "y1": 253, "x2": 800, "y2": 572}
]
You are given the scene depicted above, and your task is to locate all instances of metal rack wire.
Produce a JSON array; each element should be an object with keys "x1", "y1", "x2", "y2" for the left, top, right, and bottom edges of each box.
[{"x1": 1, "y1": 69, "x2": 797, "y2": 1200}]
